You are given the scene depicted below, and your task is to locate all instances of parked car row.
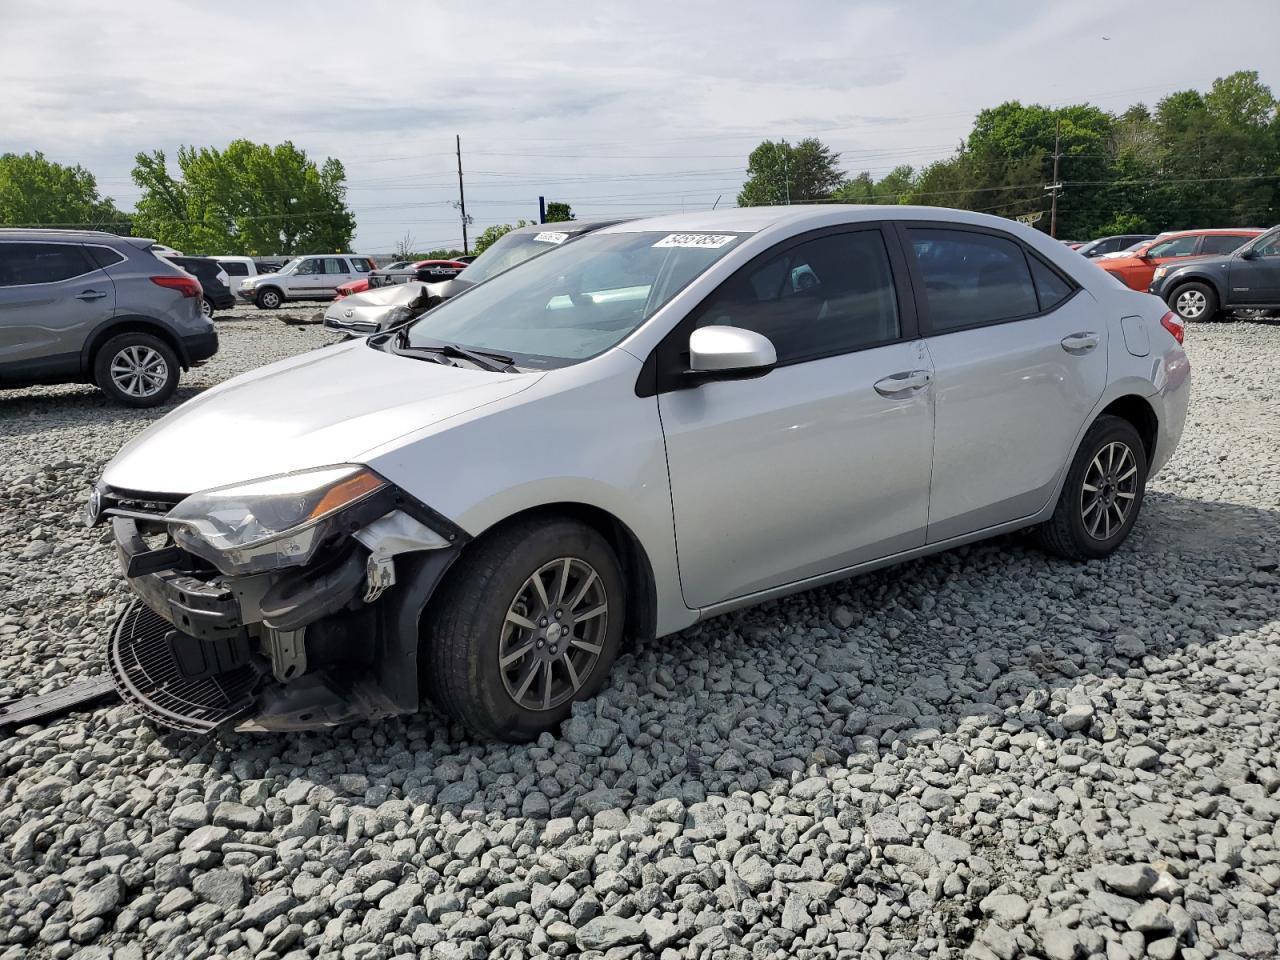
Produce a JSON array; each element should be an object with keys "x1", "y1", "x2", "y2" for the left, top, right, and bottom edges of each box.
[{"x1": 1068, "y1": 225, "x2": 1279, "y2": 322}]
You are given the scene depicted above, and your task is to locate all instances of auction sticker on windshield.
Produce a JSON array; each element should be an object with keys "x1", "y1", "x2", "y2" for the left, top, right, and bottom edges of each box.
[
  {"x1": 534, "y1": 231, "x2": 569, "y2": 244},
  {"x1": 652, "y1": 234, "x2": 738, "y2": 249}
]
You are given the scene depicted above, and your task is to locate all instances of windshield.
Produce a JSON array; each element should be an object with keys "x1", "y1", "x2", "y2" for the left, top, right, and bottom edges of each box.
[
  {"x1": 458, "y1": 229, "x2": 582, "y2": 286},
  {"x1": 276, "y1": 257, "x2": 302, "y2": 275},
  {"x1": 400, "y1": 230, "x2": 745, "y2": 367}
]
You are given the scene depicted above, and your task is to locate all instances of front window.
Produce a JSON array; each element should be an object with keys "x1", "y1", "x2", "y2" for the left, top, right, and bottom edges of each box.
[
  {"x1": 399, "y1": 231, "x2": 746, "y2": 367},
  {"x1": 1247, "y1": 229, "x2": 1280, "y2": 258},
  {"x1": 276, "y1": 257, "x2": 303, "y2": 275}
]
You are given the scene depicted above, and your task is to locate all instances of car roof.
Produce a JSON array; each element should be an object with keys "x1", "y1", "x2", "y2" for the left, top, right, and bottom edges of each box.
[
  {"x1": 508, "y1": 217, "x2": 634, "y2": 237},
  {"x1": 0, "y1": 228, "x2": 156, "y2": 246},
  {"x1": 1157, "y1": 227, "x2": 1265, "y2": 238},
  {"x1": 599, "y1": 204, "x2": 1055, "y2": 236}
]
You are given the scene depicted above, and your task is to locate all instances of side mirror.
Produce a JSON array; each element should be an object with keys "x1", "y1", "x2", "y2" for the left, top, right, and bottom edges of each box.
[
  {"x1": 687, "y1": 325, "x2": 777, "y2": 380},
  {"x1": 1238, "y1": 248, "x2": 1257, "y2": 260}
]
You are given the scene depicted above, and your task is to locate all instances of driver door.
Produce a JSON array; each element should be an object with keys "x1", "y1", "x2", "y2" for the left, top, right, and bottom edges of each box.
[
  {"x1": 656, "y1": 226, "x2": 934, "y2": 609},
  {"x1": 1227, "y1": 231, "x2": 1280, "y2": 306}
]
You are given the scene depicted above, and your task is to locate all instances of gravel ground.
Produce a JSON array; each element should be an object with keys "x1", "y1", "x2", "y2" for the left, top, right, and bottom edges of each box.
[{"x1": 1, "y1": 308, "x2": 1278, "y2": 960}]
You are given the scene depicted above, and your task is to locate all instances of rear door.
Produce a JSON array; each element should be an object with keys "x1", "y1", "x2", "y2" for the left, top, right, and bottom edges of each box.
[
  {"x1": 0, "y1": 241, "x2": 116, "y2": 379},
  {"x1": 1227, "y1": 230, "x2": 1280, "y2": 305},
  {"x1": 657, "y1": 225, "x2": 935, "y2": 608},
  {"x1": 903, "y1": 224, "x2": 1108, "y2": 542},
  {"x1": 218, "y1": 259, "x2": 250, "y2": 294}
]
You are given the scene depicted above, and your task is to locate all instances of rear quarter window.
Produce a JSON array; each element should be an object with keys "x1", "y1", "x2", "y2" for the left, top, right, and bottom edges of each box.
[
  {"x1": 86, "y1": 245, "x2": 126, "y2": 269},
  {"x1": 219, "y1": 260, "x2": 249, "y2": 276}
]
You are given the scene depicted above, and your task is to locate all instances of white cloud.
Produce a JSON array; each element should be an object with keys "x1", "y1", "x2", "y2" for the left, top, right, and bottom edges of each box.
[{"x1": 1, "y1": 0, "x2": 1276, "y2": 250}]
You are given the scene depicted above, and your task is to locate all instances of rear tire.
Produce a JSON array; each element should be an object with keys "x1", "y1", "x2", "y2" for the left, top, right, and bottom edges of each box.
[
  {"x1": 424, "y1": 517, "x2": 625, "y2": 742},
  {"x1": 1169, "y1": 281, "x2": 1217, "y2": 322},
  {"x1": 256, "y1": 288, "x2": 283, "y2": 309},
  {"x1": 93, "y1": 332, "x2": 180, "y2": 408},
  {"x1": 201, "y1": 296, "x2": 214, "y2": 319},
  {"x1": 1036, "y1": 415, "x2": 1148, "y2": 561}
]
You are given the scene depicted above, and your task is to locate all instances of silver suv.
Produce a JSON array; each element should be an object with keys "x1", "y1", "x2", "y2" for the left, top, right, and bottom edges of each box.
[
  {"x1": 0, "y1": 229, "x2": 217, "y2": 407},
  {"x1": 237, "y1": 254, "x2": 374, "y2": 309},
  {"x1": 91, "y1": 206, "x2": 1189, "y2": 739}
]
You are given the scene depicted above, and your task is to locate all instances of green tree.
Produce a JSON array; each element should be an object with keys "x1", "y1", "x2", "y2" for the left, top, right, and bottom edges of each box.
[
  {"x1": 472, "y1": 220, "x2": 533, "y2": 256},
  {"x1": 544, "y1": 201, "x2": 574, "y2": 222},
  {"x1": 737, "y1": 138, "x2": 844, "y2": 206},
  {"x1": 131, "y1": 140, "x2": 355, "y2": 254},
  {"x1": 832, "y1": 164, "x2": 916, "y2": 204},
  {"x1": 0, "y1": 151, "x2": 127, "y2": 231}
]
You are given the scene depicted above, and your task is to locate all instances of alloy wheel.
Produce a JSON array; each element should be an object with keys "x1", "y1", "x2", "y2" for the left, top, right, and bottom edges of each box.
[
  {"x1": 109, "y1": 346, "x2": 169, "y2": 399},
  {"x1": 498, "y1": 557, "x2": 608, "y2": 711},
  {"x1": 201, "y1": 298, "x2": 213, "y2": 319},
  {"x1": 1175, "y1": 288, "x2": 1207, "y2": 320},
  {"x1": 1080, "y1": 441, "x2": 1138, "y2": 541}
]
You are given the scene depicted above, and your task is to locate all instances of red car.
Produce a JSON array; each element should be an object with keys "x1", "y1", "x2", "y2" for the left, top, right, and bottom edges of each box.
[
  {"x1": 368, "y1": 259, "x2": 470, "y2": 289},
  {"x1": 334, "y1": 278, "x2": 370, "y2": 299}
]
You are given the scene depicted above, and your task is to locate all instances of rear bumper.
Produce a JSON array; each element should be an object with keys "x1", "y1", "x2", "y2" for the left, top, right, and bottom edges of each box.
[{"x1": 180, "y1": 329, "x2": 219, "y2": 365}]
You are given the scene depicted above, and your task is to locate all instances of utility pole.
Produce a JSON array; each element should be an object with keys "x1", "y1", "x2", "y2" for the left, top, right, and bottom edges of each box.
[
  {"x1": 1047, "y1": 118, "x2": 1062, "y2": 238},
  {"x1": 455, "y1": 134, "x2": 469, "y2": 254},
  {"x1": 538, "y1": 196, "x2": 546, "y2": 224}
]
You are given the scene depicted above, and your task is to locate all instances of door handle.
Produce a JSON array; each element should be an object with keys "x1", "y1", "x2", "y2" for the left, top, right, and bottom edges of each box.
[
  {"x1": 874, "y1": 369, "x2": 932, "y2": 397},
  {"x1": 76, "y1": 289, "x2": 108, "y2": 301},
  {"x1": 1061, "y1": 332, "x2": 1100, "y2": 353}
]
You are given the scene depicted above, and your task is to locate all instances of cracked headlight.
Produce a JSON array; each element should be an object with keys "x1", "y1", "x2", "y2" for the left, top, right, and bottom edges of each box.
[{"x1": 167, "y1": 465, "x2": 388, "y2": 575}]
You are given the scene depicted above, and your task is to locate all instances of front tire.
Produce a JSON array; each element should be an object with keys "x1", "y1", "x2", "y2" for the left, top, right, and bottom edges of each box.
[
  {"x1": 93, "y1": 332, "x2": 180, "y2": 408},
  {"x1": 1037, "y1": 415, "x2": 1148, "y2": 561},
  {"x1": 256, "y1": 288, "x2": 283, "y2": 309},
  {"x1": 424, "y1": 517, "x2": 625, "y2": 741},
  {"x1": 1169, "y1": 281, "x2": 1217, "y2": 322}
]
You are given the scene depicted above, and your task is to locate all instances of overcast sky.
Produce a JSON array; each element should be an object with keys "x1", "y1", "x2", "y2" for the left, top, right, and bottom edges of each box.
[{"x1": 3, "y1": 1, "x2": 1278, "y2": 253}]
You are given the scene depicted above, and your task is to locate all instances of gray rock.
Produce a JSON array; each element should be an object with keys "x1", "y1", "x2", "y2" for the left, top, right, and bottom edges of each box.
[
  {"x1": 576, "y1": 915, "x2": 644, "y2": 951},
  {"x1": 72, "y1": 876, "x2": 124, "y2": 922},
  {"x1": 1098, "y1": 863, "x2": 1158, "y2": 897},
  {"x1": 979, "y1": 893, "x2": 1030, "y2": 924},
  {"x1": 1060, "y1": 704, "x2": 1094, "y2": 732},
  {"x1": 1124, "y1": 745, "x2": 1160, "y2": 771},
  {"x1": 194, "y1": 869, "x2": 249, "y2": 910},
  {"x1": 240, "y1": 889, "x2": 297, "y2": 928}
]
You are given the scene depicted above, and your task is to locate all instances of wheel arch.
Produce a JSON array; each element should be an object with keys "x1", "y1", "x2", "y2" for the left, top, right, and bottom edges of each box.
[
  {"x1": 1165, "y1": 271, "x2": 1226, "y2": 307},
  {"x1": 1096, "y1": 393, "x2": 1158, "y2": 463},
  {"x1": 447, "y1": 501, "x2": 659, "y2": 646},
  {"x1": 82, "y1": 315, "x2": 188, "y2": 375}
]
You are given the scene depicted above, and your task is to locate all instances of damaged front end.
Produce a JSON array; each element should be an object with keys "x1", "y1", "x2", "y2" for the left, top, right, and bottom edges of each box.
[{"x1": 87, "y1": 466, "x2": 467, "y2": 733}]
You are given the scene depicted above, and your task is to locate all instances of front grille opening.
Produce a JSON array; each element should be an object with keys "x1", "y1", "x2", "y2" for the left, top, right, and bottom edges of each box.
[{"x1": 108, "y1": 600, "x2": 258, "y2": 733}]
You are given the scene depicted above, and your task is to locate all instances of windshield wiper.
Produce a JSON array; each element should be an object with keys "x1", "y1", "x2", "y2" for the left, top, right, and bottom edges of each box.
[{"x1": 393, "y1": 331, "x2": 517, "y2": 372}]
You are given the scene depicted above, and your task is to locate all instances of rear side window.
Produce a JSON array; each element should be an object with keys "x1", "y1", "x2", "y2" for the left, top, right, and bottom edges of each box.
[
  {"x1": 693, "y1": 230, "x2": 900, "y2": 364},
  {"x1": 1199, "y1": 234, "x2": 1249, "y2": 256},
  {"x1": 349, "y1": 257, "x2": 372, "y2": 273},
  {"x1": 86, "y1": 245, "x2": 126, "y2": 269},
  {"x1": 322, "y1": 257, "x2": 346, "y2": 274},
  {"x1": 908, "y1": 228, "x2": 1038, "y2": 331},
  {"x1": 0, "y1": 242, "x2": 96, "y2": 286},
  {"x1": 219, "y1": 260, "x2": 249, "y2": 276},
  {"x1": 1027, "y1": 255, "x2": 1075, "y2": 311}
]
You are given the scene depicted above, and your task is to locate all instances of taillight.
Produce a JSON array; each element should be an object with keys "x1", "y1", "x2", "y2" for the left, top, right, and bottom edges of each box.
[
  {"x1": 151, "y1": 275, "x2": 201, "y2": 298},
  {"x1": 1159, "y1": 310, "x2": 1184, "y2": 345}
]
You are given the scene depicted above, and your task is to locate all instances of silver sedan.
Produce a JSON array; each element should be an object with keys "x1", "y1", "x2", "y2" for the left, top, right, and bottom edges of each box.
[{"x1": 92, "y1": 205, "x2": 1189, "y2": 740}]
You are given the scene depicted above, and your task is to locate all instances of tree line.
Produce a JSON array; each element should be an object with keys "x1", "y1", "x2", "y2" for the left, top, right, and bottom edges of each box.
[
  {"x1": 736, "y1": 70, "x2": 1279, "y2": 239},
  {"x1": 0, "y1": 140, "x2": 579, "y2": 257},
  {"x1": 0, "y1": 140, "x2": 356, "y2": 255}
]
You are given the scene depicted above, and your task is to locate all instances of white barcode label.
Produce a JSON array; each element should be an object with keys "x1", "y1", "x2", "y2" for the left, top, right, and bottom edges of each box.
[
  {"x1": 653, "y1": 233, "x2": 737, "y2": 249},
  {"x1": 534, "y1": 231, "x2": 569, "y2": 244}
]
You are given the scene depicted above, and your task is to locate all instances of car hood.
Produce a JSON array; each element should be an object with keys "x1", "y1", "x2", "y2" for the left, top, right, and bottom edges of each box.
[{"x1": 102, "y1": 341, "x2": 541, "y2": 496}]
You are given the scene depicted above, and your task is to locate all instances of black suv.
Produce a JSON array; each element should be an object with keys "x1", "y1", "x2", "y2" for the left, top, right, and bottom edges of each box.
[
  {"x1": 169, "y1": 256, "x2": 236, "y2": 318},
  {"x1": 1149, "y1": 227, "x2": 1280, "y2": 321}
]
